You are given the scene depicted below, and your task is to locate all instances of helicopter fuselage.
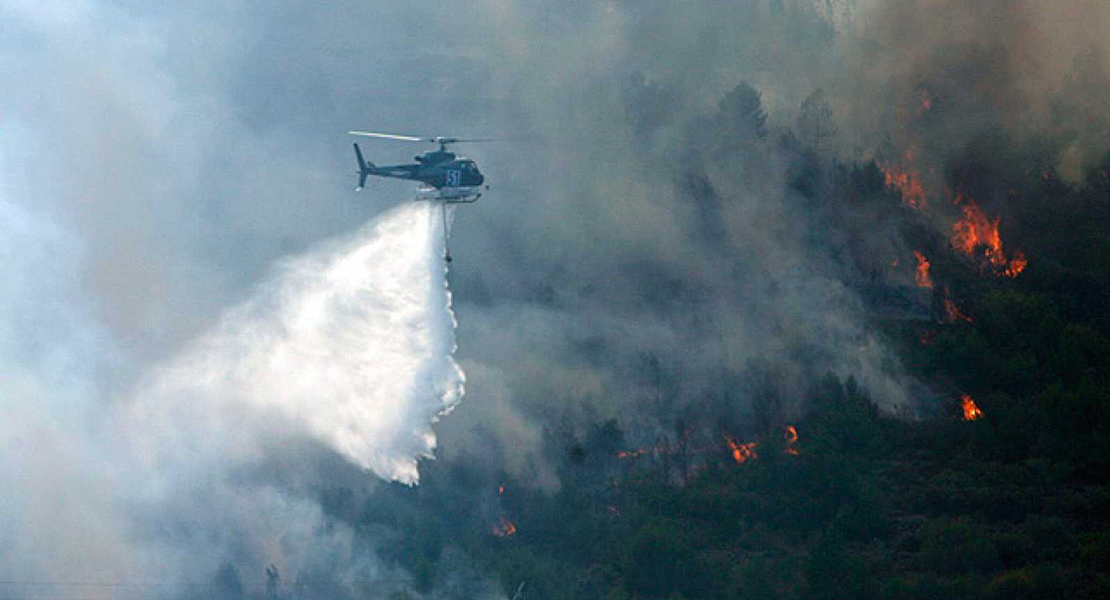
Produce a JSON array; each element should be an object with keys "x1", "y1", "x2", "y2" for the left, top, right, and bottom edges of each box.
[{"x1": 354, "y1": 144, "x2": 484, "y2": 198}]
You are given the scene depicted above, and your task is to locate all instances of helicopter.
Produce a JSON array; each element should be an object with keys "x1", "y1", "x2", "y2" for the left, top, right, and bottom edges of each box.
[
  {"x1": 349, "y1": 131, "x2": 492, "y2": 203},
  {"x1": 349, "y1": 131, "x2": 498, "y2": 262}
]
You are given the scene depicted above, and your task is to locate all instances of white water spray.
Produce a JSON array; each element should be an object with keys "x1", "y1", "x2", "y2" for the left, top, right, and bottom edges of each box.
[{"x1": 135, "y1": 202, "x2": 464, "y2": 484}]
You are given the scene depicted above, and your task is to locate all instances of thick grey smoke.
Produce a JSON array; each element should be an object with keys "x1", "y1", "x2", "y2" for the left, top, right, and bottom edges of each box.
[
  {"x1": 1, "y1": 189, "x2": 458, "y2": 591},
  {"x1": 837, "y1": 0, "x2": 1110, "y2": 180},
  {"x1": 4, "y1": 0, "x2": 1110, "y2": 594}
]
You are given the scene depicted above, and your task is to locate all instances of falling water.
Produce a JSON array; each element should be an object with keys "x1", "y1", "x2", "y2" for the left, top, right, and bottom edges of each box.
[{"x1": 135, "y1": 201, "x2": 464, "y2": 484}]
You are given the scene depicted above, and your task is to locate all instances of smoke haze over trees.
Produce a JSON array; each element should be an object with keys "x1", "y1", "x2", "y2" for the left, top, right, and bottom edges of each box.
[{"x1": 4, "y1": 0, "x2": 1110, "y2": 598}]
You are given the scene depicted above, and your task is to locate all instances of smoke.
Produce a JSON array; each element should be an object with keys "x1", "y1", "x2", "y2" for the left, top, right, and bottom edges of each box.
[
  {"x1": 836, "y1": 0, "x2": 1110, "y2": 179},
  {"x1": 0, "y1": 194, "x2": 461, "y2": 592},
  {"x1": 5, "y1": 0, "x2": 1110, "y2": 594}
]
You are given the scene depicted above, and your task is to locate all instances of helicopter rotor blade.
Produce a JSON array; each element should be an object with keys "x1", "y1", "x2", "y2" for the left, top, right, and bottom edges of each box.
[
  {"x1": 348, "y1": 131, "x2": 427, "y2": 142},
  {"x1": 349, "y1": 131, "x2": 529, "y2": 146},
  {"x1": 447, "y1": 137, "x2": 522, "y2": 143}
]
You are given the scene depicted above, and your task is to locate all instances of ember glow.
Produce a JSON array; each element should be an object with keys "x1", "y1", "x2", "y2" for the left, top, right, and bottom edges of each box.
[
  {"x1": 960, "y1": 394, "x2": 984, "y2": 421},
  {"x1": 492, "y1": 516, "x2": 517, "y2": 537},
  {"x1": 951, "y1": 192, "x2": 1026, "y2": 277},
  {"x1": 944, "y1": 297, "x2": 973, "y2": 323},
  {"x1": 913, "y1": 250, "x2": 934, "y2": 288},
  {"x1": 918, "y1": 88, "x2": 933, "y2": 114},
  {"x1": 880, "y1": 163, "x2": 927, "y2": 209},
  {"x1": 1004, "y1": 251, "x2": 1028, "y2": 278},
  {"x1": 784, "y1": 425, "x2": 799, "y2": 456},
  {"x1": 725, "y1": 437, "x2": 758, "y2": 464},
  {"x1": 618, "y1": 448, "x2": 650, "y2": 459},
  {"x1": 939, "y1": 285, "x2": 973, "y2": 323}
]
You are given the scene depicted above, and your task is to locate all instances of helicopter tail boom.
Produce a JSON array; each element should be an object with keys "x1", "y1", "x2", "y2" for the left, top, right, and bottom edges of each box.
[{"x1": 353, "y1": 143, "x2": 376, "y2": 190}]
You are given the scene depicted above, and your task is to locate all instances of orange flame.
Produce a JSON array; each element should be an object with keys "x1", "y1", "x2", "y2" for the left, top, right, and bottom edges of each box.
[
  {"x1": 880, "y1": 163, "x2": 927, "y2": 209},
  {"x1": 951, "y1": 196, "x2": 1004, "y2": 263},
  {"x1": 725, "y1": 437, "x2": 758, "y2": 464},
  {"x1": 919, "y1": 89, "x2": 933, "y2": 113},
  {"x1": 618, "y1": 448, "x2": 649, "y2": 459},
  {"x1": 1004, "y1": 250, "x2": 1027, "y2": 278},
  {"x1": 498, "y1": 485, "x2": 505, "y2": 495},
  {"x1": 951, "y1": 192, "x2": 1026, "y2": 277},
  {"x1": 960, "y1": 394, "x2": 983, "y2": 421},
  {"x1": 784, "y1": 425, "x2": 799, "y2": 455},
  {"x1": 492, "y1": 516, "x2": 517, "y2": 537},
  {"x1": 913, "y1": 250, "x2": 934, "y2": 288}
]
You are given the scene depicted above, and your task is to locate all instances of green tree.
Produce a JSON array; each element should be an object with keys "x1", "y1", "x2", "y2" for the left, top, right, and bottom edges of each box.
[
  {"x1": 719, "y1": 81, "x2": 767, "y2": 140},
  {"x1": 918, "y1": 517, "x2": 1001, "y2": 575},
  {"x1": 797, "y1": 88, "x2": 838, "y2": 156}
]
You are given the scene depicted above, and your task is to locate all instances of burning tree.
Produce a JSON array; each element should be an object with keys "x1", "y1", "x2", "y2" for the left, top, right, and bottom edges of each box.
[
  {"x1": 950, "y1": 191, "x2": 1027, "y2": 278},
  {"x1": 960, "y1": 395, "x2": 984, "y2": 421},
  {"x1": 880, "y1": 159, "x2": 928, "y2": 209},
  {"x1": 725, "y1": 437, "x2": 758, "y2": 464},
  {"x1": 914, "y1": 251, "x2": 934, "y2": 288}
]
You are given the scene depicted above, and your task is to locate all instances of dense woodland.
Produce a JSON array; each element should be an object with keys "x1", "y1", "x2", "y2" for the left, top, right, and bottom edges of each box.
[{"x1": 312, "y1": 84, "x2": 1110, "y2": 600}]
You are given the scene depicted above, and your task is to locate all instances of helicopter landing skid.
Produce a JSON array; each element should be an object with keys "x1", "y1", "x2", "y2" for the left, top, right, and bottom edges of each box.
[{"x1": 415, "y1": 186, "x2": 482, "y2": 203}]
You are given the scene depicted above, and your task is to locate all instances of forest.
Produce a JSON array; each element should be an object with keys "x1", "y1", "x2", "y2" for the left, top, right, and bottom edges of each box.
[
  {"x1": 7, "y1": 4, "x2": 1110, "y2": 600},
  {"x1": 314, "y1": 81, "x2": 1110, "y2": 600}
]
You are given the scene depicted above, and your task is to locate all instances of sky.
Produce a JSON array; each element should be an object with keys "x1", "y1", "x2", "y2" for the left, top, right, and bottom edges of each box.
[{"x1": 3, "y1": 0, "x2": 1110, "y2": 596}]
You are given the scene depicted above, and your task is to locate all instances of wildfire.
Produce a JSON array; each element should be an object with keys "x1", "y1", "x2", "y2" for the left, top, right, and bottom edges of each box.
[
  {"x1": 498, "y1": 485, "x2": 505, "y2": 495},
  {"x1": 492, "y1": 516, "x2": 517, "y2": 537},
  {"x1": 618, "y1": 448, "x2": 649, "y2": 459},
  {"x1": 880, "y1": 163, "x2": 927, "y2": 209},
  {"x1": 913, "y1": 250, "x2": 933, "y2": 288},
  {"x1": 950, "y1": 191, "x2": 1026, "y2": 277},
  {"x1": 725, "y1": 437, "x2": 758, "y2": 464},
  {"x1": 1004, "y1": 251, "x2": 1027, "y2": 278},
  {"x1": 918, "y1": 88, "x2": 933, "y2": 115},
  {"x1": 960, "y1": 394, "x2": 984, "y2": 421},
  {"x1": 784, "y1": 425, "x2": 799, "y2": 456},
  {"x1": 943, "y1": 296, "x2": 973, "y2": 323}
]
